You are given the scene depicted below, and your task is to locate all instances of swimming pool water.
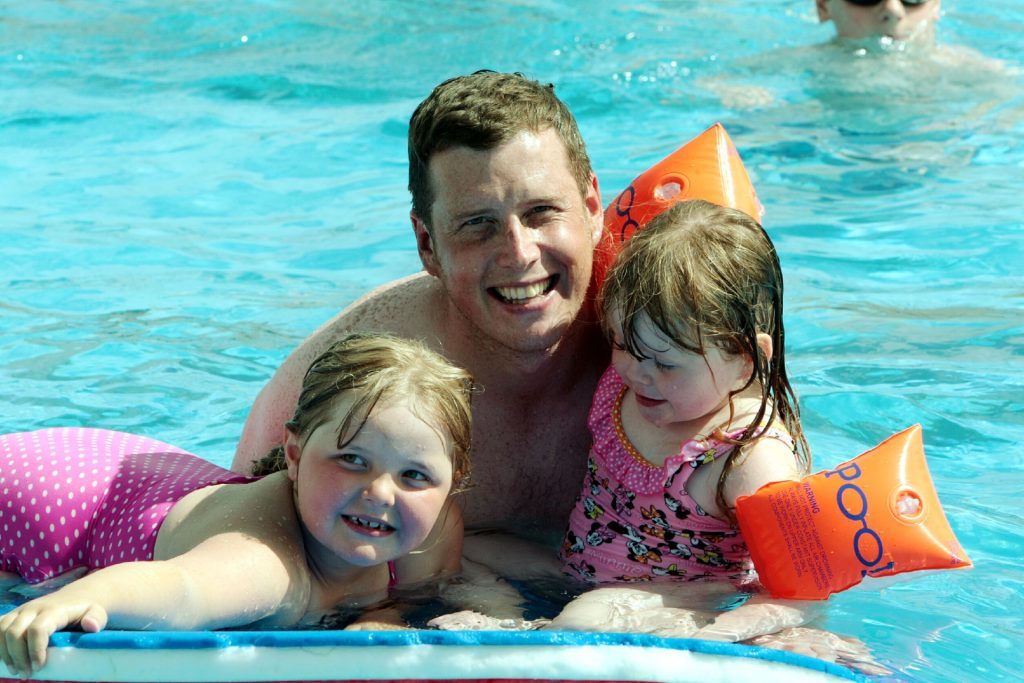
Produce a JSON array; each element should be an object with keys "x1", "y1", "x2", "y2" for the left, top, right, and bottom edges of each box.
[{"x1": 1, "y1": 1, "x2": 1022, "y2": 680}]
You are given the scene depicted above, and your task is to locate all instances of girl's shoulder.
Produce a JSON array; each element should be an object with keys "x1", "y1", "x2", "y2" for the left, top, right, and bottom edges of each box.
[
  {"x1": 714, "y1": 422, "x2": 795, "y2": 451},
  {"x1": 711, "y1": 393, "x2": 796, "y2": 455},
  {"x1": 719, "y1": 422, "x2": 803, "y2": 506},
  {"x1": 156, "y1": 471, "x2": 300, "y2": 558},
  {"x1": 149, "y1": 471, "x2": 313, "y2": 629}
]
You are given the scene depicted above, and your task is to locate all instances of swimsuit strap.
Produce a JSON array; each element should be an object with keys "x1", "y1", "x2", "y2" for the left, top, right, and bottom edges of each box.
[{"x1": 387, "y1": 559, "x2": 398, "y2": 589}]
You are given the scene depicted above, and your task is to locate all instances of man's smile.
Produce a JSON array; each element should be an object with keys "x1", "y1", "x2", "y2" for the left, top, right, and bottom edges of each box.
[{"x1": 491, "y1": 275, "x2": 558, "y2": 304}]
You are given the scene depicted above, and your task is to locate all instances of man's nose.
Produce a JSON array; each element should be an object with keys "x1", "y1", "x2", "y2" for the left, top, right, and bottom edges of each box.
[{"x1": 497, "y1": 217, "x2": 541, "y2": 267}]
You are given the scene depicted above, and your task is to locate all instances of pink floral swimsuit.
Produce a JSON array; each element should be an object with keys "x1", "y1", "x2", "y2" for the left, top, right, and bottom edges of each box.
[
  {"x1": 0, "y1": 428, "x2": 252, "y2": 584},
  {"x1": 560, "y1": 367, "x2": 794, "y2": 586}
]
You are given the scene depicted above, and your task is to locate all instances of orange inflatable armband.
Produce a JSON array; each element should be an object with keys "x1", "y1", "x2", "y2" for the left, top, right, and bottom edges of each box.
[
  {"x1": 603, "y1": 122, "x2": 762, "y2": 244},
  {"x1": 591, "y1": 123, "x2": 763, "y2": 294},
  {"x1": 735, "y1": 425, "x2": 972, "y2": 600}
]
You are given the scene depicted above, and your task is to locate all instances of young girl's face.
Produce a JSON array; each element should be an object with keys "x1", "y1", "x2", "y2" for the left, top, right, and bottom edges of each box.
[
  {"x1": 285, "y1": 393, "x2": 453, "y2": 569},
  {"x1": 610, "y1": 312, "x2": 752, "y2": 432}
]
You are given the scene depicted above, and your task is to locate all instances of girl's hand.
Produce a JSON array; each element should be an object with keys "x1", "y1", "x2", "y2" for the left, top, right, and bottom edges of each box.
[
  {"x1": 0, "y1": 597, "x2": 109, "y2": 675},
  {"x1": 693, "y1": 598, "x2": 807, "y2": 642}
]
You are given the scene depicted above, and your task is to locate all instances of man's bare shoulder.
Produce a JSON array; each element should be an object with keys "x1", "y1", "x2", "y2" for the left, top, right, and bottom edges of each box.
[
  {"x1": 328, "y1": 271, "x2": 444, "y2": 339},
  {"x1": 289, "y1": 272, "x2": 444, "y2": 367},
  {"x1": 232, "y1": 272, "x2": 445, "y2": 470}
]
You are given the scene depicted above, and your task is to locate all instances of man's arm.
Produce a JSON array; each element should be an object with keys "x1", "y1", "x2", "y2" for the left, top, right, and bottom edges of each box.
[
  {"x1": 232, "y1": 272, "x2": 440, "y2": 473},
  {"x1": 232, "y1": 342, "x2": 316, "y2": 472}
]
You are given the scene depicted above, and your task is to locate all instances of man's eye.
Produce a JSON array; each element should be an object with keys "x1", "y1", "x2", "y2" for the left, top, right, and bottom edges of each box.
[
  {"x1": 525, "y1": 205, "x2": 558, "y2": 225},
  {"x1": 462, "y1": 216, "x2": 493, "y2": 228}
]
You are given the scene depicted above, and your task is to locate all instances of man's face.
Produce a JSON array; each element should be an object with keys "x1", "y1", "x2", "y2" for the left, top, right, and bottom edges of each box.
[
  {"x1": 414, "y1": 128, "x2": 602, "y2": 355},
  {"x1": 818, "y1": 0, "x2": 941, "y2": 43}
]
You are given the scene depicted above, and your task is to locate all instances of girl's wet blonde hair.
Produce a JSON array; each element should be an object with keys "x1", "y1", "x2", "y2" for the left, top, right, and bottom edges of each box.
[
  {"x1": 601, "y1": 199, "x2": 810, "y2": 511},
  {"x1": 251, "y1": 332, "x2": 474, "y2": 494}
]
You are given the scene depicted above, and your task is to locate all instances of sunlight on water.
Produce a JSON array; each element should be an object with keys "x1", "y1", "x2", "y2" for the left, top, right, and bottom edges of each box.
[{"x1": 1, "y1": 1, "x2": 1022, "y2": 681}]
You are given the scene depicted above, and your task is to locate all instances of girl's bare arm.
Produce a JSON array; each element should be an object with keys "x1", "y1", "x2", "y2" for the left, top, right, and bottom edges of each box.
[{"x1": 1, "y1": 481, "x2": 307, "y2": 676}]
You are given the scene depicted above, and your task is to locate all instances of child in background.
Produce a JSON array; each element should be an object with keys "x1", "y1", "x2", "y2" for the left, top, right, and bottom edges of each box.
[
  {"x1": 703, "y1": 0, "x2": 1014, "y2": 112},
  {"x1": 0, "y1": 332, "x2": 474, "y2": 676},
  {"x1": 816, "y1": 0, "x2": 941, "y2": 46},
  {"x1": 554, "y1": 199, "x2": 813, "y2": 640},
  {"x1": 812, "y1": 0, "x2": 1012, "y2": 74}
]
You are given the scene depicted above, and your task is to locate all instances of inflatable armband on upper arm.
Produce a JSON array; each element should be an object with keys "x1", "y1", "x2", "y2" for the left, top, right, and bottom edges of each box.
[
  {"x1": 735, "y1": 425, "x2": 972, "y2": 600},
  {"x1": 591, "y1": 123, "x2": 763, "y2": 298},
  {"x1": 604, "y1": 122, "x2": 762, "y2": 243}
]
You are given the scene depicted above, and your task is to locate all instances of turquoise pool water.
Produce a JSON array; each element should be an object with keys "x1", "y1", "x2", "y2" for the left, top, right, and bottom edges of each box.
[{"x1": 1, "y1": 1, "x2": 1021, "y2": 680}]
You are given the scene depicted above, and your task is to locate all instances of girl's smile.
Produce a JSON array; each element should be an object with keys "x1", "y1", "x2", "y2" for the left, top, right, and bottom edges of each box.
[
  {"x1": 342, "y1": 514, "x2": 395, "y2": 536},
  {"x1": 633, "y1": 393, "x2": 667, "y2": 408}
]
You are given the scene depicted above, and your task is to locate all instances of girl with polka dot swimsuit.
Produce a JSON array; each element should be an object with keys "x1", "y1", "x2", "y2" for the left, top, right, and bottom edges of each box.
[
  {"x1": 0, "y1": 333, "x2": 474, "y2": 676},
  {"x1": 553, "y1": 200, "x2": 815, "y2": 641}
]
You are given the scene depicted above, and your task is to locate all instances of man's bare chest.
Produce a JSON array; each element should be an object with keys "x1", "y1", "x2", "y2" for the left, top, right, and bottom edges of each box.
[{"x1": 461, "y1": 410, "x2": 589, "y2": 528}]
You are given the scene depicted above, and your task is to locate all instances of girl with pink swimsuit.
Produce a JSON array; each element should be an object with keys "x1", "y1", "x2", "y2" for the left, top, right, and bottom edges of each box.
[
  {"x1": 0, "y1": 332, "x2": 473, "y2": 676},
  {"x1": 553, "y1": 200, "x2": 814, "y2": 640}
]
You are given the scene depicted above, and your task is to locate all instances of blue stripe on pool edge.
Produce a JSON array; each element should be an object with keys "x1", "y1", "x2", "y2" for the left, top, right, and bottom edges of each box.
[
  {"x1": 4, "y1": 601, "x2": 905, "y2": 682},
  {"x1": 42, "y1": 629, "x2": 901, "y2": 682}
]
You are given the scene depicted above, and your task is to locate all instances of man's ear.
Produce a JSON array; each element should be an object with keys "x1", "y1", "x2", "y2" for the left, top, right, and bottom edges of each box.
[
  {"x1": 283, "y1": 430, "x2": 302, "y2": 482},
  {"x1": 815, "y1": 0, "x2": 830, "y2": 22},
  {"x1": 412, "y1": 211, "x2": 441, "y2": 277},
  {"x1": 585, "y1": 172, "x2": 604, "y2": 245}
]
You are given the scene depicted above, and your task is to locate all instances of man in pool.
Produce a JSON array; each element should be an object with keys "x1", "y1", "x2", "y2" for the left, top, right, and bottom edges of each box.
[
  {"x1": 229, "y1": 72, "x2": 889, "y2": 668},
  {"x1": 815, "y1": 0, "x2": 941, "y2": 45},
  {"x1": 233, "y1": 71, "x2": 609, "y2": 538}
]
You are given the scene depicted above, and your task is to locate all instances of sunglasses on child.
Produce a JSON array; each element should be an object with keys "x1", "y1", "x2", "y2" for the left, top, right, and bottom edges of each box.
[{"x1": 843, "y1": 0, "x2": 931, "y2": 6}]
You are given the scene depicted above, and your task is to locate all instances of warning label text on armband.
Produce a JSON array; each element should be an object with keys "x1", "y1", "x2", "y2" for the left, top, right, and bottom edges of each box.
[{"x1": 768, "y1": 485, "x2": 835, "y2": 592}]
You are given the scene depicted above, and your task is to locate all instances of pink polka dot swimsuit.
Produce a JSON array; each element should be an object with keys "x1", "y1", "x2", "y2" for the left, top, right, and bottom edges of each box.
[
  {"x1": 560, "y1": 367, "x2": 794, "y2": 586},
  {"x1": 0, "y1": 428, "x2": 252, "y2": 584}
]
